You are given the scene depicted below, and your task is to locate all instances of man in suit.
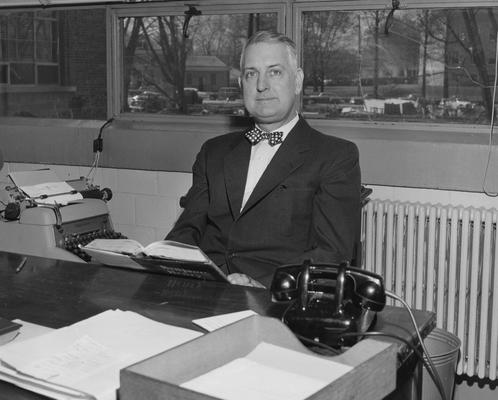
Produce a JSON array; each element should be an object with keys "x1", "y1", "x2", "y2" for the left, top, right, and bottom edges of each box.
[{"x1": 166, "y1": 31, "x2": 361, "y2": 288}]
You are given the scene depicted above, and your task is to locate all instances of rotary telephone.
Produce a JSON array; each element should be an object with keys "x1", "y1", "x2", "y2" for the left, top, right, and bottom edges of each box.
[{"x1": 270, "y1": 260, "x2": 386, "y2": 348}]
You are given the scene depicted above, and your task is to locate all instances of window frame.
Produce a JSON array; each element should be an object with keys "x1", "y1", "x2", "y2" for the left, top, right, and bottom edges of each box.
[
  {"x1": 108, "y1": 0, "x2": 287, "y2": 120},
  {"x1": 0, "y1": 10, "x2": 59, "y2": 86},
  {"x1": 107, "y1": 0, "x2": 498, "y2": 131}
]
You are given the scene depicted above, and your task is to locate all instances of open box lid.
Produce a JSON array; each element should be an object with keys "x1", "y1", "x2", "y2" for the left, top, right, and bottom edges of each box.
[{"x1": 120, "y1": 315, "x2": 397, "y2": 400}]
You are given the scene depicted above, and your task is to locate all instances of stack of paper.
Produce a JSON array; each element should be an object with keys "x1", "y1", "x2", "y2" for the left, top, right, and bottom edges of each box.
[
  {"x1": 181, "y1": 342, "x2": 353, "y2": 400},
  {"x1": 0, "y1": 310, "x2": 202, "y2": 400},
  {"x1": 0, "y1": 317, "x2": 21, "y2": 346}
]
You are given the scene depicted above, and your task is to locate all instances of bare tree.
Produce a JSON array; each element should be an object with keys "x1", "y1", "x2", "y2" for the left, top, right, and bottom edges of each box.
[
  {"x1": 302, "y1": 11, "x2": 352, "y2": 93},
  {"x1": 136, "y1": 15, "x2": 193, "y2": 112},
  {"x1": 123, "y1": 17, "x2": 141, "y2": 112},
  {"x1": 461, "y1": 9, "x2": 493, "y2": 120},
  {"x1": 423, "y1": 8, "x2": 497, "y2": 120}
]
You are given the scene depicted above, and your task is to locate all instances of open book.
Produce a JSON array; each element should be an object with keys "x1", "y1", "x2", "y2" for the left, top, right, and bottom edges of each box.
[{"x1": 83, "y1": 239, "x2": 228, "y2": 282}]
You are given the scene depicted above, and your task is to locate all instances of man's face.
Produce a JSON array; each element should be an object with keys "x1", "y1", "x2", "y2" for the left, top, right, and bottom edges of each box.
[{"x1": 240, "y1": 42, "x2": 303, "y2": 130}]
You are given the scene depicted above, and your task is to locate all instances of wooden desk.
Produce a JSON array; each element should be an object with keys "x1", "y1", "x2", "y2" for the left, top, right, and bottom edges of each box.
[{"x1": 0, "y1": 252, "x2": 435, "y2": 399}]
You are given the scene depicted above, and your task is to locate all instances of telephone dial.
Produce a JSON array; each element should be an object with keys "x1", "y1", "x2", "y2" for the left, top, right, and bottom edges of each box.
[{"x1": 270, "y1": 260, "x2": 386, "y2": 348}]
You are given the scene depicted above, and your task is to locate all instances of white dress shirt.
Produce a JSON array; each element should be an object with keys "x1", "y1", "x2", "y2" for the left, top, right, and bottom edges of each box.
[{"x1": 241, "y1": 114, "x2": 299, "y2": 211}]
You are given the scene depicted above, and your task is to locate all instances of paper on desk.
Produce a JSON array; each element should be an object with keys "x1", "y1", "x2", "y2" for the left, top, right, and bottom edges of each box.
[
  {"x1": 192, "y1": 310, "x2": 257, "y2": 332},
  {"x1": 0, "y1": 309, "x2": 202, "y2": 400},
  {"x1": 11, "y1": 319, "x2": 54, "y2": 343},
  {"x1": 181, "y1": 342, "x2": 353, "y2": 400}
]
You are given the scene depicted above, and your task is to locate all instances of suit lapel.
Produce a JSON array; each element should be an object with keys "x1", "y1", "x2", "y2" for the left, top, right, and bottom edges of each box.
[
  {"x1": 224, "y1": 135, "x2": 251, "y2": 218},
  {"x1": 241, "y1": 118, "x2": 311, "y2": 214}
]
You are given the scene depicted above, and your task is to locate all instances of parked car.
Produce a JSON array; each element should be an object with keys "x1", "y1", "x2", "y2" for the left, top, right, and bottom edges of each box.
[
  {"x1": 129, "y1": 91, "x2": 167, "y2": 113},
  {"x1": 217, "y1": 87, "x2": 241, "y2": 101}
]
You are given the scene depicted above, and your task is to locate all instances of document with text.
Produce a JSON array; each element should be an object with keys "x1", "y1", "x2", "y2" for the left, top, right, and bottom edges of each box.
[{"x1": 0, "y1": 309, "x2": 202, "y2": 400}]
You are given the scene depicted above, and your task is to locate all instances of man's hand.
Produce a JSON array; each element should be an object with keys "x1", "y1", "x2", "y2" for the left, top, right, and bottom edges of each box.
[{"x1": 227, "y1": 273, "x2": 266, "y2": 288}]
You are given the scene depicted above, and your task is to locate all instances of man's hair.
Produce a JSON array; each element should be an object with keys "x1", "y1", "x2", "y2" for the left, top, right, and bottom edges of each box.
[{"x1": 239, "y1": 30, "x2": 298, "y2": 71}]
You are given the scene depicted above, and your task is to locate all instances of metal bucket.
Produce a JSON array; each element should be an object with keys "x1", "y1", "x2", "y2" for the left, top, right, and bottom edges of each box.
[{"x1": 422, "y1": 328, "x2": 461, "y2": 400}]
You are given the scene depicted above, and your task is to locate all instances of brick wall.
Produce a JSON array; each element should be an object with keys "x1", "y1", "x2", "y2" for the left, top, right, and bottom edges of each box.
[{"x1": 60, "y1": 9, "x2": 107, "y2": 120}]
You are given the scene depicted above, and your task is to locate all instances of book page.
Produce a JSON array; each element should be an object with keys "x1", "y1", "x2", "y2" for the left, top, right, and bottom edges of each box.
[
  {"x1": 82, "y1": 248, "x2": 146, "y2": 270},
  {"x1": 84, "y1": 239, "x2": 145, "y2": 256},
  {"x1": 181, "y1": 342, "x2": 353, "y2": 400},
  {"x1": 142, "y1": 240, "x2": 208, "y2": 263}
]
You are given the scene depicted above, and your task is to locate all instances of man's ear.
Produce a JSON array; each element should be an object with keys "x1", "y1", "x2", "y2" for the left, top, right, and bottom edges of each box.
[
  {"x1": 238, "y1": 77, "x2": 242, "y2": 88},
  {"x1": 295, "y1": 68, "x2": 304, "y2": 95}
]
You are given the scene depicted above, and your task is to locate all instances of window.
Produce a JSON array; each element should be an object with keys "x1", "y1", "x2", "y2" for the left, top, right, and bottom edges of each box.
[
  {"x1": 112, "y1": 2, "x2": 281, "y2": 117},
  {"x1": 297, "y1": 3, "x2": 498, "y2": 125},
  {"x1": 0, "y1": 12, "x2": 57, "y2": 85},
  {"x1": 0, "y1": 8, "x2": 107, "y2": 119}
]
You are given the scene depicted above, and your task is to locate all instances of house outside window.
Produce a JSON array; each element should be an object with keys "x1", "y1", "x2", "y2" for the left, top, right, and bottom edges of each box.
[{"x1": 117, "y1": 5, "x2": 280, "y2": 116}]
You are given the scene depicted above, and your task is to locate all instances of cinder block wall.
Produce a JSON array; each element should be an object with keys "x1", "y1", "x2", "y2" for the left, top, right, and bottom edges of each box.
[
  {"x1": 2, "y1": 162, "x2": 496, "y2": 246},
  {"x1": 0, "y1": 163, "x2": 191, "y2": 245}
]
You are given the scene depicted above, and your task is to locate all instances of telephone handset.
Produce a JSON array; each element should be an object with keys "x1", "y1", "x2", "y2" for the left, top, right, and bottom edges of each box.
[{"x1": 270, "y1": 260, "x2": 386, "y2": 348}]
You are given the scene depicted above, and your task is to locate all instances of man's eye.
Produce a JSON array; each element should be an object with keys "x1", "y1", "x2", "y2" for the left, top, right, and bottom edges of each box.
[
  {"x1": 244, "y1": 71, "x2": 256, "y2": 79},
  {"x1": 269, "y1": 69, "x2": 282, "y2": 77}
]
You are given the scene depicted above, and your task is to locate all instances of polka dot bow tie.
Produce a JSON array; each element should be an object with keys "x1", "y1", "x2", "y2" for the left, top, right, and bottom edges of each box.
[{"x1": 245, "y1": 127, "x2": 284, "y2": 146}]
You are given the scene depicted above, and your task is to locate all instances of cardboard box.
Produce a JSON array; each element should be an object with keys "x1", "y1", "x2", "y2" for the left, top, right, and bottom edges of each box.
[{"x1": 120, "y1": 315, "x2": 397, "y2": 400}]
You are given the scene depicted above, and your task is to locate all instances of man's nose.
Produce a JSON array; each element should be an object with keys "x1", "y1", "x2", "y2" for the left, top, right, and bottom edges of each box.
[{"x1": 256, "y1": 74, "x2": 268, "y2": 92}]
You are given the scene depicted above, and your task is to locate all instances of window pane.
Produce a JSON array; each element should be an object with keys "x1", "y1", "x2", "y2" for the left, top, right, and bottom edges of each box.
[
  {"x1": 121, "y1": 12, "x2": 277, "y2": 115},
  {"x1": 36, "y1": 19, "x2": 58, "y2": 62},
  {"x1": 0, "y1": 16, "x2": 7, "y2": 60},
  {"x1": 10, "y1": 13, "x2": 34, "y2": 61},
  {"x1": 10, "y1": 63, "x2": 34, "y2": 84},
  {"x1": 0, "y1": 8, "x2": 107, "y2": 119},
  {"x1": 38, "y1": 64, "x2": 58, "y2": 84},
  {"x1": 301, "y1": 7, "x2": 498, "y2": 125},
  {"x1": 0, "y1": 64, "x2": 7, "y2": 83}
]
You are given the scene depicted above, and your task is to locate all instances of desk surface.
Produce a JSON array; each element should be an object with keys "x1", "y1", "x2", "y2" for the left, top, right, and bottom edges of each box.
[{"x1": 0, "y1": 251, "x2": 435, "y2": 399}]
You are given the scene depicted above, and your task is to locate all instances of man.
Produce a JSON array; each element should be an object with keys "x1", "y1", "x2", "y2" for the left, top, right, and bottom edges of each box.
[{"x1": 166, "y1": 31, "x2": 361, "y2": 288}]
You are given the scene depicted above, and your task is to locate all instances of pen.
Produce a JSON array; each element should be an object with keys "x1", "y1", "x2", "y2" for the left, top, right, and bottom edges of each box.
[{"x1": 16, "y1": 257, "x2": 27, "y2": 273}]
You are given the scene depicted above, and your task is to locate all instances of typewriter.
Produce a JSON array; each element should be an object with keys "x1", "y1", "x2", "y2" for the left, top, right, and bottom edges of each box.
[{"x1": 0, "y1": 170, "x2": 125, "y2": 262}]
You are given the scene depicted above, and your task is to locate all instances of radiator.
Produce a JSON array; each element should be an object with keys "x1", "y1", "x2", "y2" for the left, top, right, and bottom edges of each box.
[{"x1": 361, "y1": 199, "x2": 498, "y2": 379}]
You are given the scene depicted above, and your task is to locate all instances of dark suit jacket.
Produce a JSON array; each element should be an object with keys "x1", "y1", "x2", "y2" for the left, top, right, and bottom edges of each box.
[{"x1": 166, "y1": 117, "x2": 361, "y2": 287}]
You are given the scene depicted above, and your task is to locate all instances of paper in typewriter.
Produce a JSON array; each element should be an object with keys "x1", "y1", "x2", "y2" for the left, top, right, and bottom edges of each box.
[
  {"x1": 9, "y1": 169, "x2": 83, "y2": 205},
  {"x1": 0, "y1": 309, "x2": 202, "y2": 400}
]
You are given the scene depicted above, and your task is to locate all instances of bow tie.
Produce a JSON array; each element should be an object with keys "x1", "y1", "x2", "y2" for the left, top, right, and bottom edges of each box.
[{"x1": 245, "y1": 127, "x2": 284, "y2": 146}]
